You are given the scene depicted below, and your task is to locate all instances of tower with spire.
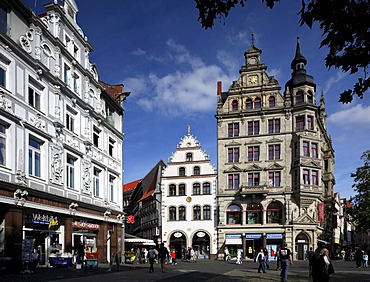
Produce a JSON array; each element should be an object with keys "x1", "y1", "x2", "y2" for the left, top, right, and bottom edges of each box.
[{"x1": 215, "y1": 37, "x2": 335, "y2": 260}]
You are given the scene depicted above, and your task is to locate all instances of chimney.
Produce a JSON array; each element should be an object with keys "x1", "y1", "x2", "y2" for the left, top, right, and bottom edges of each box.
[{"x1": 217, "y1": 81, "x2": 222, "y2": 95}]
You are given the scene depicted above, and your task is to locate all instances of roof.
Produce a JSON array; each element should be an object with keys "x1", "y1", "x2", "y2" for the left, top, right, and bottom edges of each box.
[
  {"x1": 123, "y1": 180, "x2": 141, "y2": 192},
  {"x1": 99, "y1": 81, "x2": 129, "y2": 104}
]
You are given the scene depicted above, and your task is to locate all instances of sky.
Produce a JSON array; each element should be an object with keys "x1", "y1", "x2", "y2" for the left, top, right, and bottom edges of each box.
[{"x1": 25, "y1": 0, "x2": 370, "y2": 200}]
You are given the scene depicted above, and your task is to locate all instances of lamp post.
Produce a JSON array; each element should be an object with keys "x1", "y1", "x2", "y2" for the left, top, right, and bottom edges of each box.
[{"x1": 117, "y1": 213, "x2": 125, "y2": 263}]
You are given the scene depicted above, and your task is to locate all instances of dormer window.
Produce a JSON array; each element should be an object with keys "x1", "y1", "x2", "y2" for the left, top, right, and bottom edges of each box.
[
  {"x1": 268, "y1": 96, "x2": 276, "y2": 108},
  {"x1": 295, "y1": 91, "x2": 304, "y2": 104},
  {"x1": 307, "y1": 91, "x2": 314, "y2": 104},
  {"x1": 231, "y1": 100, "x2": 238, "y2": 111},
  {"x1": 245, "y1": 99, "x2": 252, "y2": 109},
  {"x1": 186, "y1": 153, "x2": 193, "y2": 162},
  {"x1": 254, "y1": 97, "x2": 261, "y2": 108}
]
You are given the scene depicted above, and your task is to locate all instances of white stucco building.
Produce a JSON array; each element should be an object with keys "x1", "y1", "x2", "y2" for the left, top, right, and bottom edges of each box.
[{"x1": 161, "y1": 126, "x2": 217, "y2": 259}]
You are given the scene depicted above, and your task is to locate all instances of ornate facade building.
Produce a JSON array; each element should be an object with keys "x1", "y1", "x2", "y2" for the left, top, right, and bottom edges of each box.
[
  {"x1": 161, "y1": 126, "x2": 218, "y2": 259},
  {"x1": 215, "y1": 38, "x2": 335, "y2": 260},
  {"x1": 0, "y1": 0, "x2": 128, "y2": 271}
]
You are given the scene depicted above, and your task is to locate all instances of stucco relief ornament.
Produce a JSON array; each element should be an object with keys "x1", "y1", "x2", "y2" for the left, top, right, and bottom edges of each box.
[
  {"x1": 51, "y1": 153, "x2": 63, "y2": 181},
  {"x1": 16, "y1": 170, "x2": 27, "y2": 186},
  {"x1": 82, "y1": 157, "x2": 92, "y2": 192},
  {"x1": 19, "y1": 36, "x2": 32, "y2": 53},
  {"x1": 30, "y1": 113, "x2": 45, "y2": 130},
  {"x1": 0, "y1": 94, "x2": 12, "y2": 112}
]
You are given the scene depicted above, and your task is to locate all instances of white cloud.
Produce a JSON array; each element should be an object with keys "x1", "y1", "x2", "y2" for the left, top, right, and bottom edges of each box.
[
  {"x1": 327, "y1": 104, "x2": 370, "y2": 128},
  {"x1": 268, "y1": 68, "x2": 281, "y2": 81},
  {"x1": 323, "y1": 71, "x2": 346, "y2": 93},
  {"x1": 216, "y1": 49, "x2": 239, "y2": 75}
]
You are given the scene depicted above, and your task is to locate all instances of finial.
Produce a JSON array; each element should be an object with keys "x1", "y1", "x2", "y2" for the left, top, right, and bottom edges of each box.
[
  {"x1": 187, "y1": 125, "x2": 191, "y2": 135},
  {"x1": 251, "y1": 33, "x2": 255, "y2": 46}
]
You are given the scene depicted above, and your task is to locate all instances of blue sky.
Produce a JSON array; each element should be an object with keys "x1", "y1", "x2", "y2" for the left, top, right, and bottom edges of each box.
[{"x1": 26, "y1": 0, "x2": 370, "y2": 200}]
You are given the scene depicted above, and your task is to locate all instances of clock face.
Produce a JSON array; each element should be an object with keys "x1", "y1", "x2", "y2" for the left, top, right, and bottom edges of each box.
[{"x1": 248, "y1": 57, "x2": 257, "y2": 65}]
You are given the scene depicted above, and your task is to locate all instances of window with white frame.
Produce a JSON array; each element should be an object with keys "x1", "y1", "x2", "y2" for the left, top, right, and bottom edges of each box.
[
  {"x1": 202, "y1": 182, "x2": 211, "y2": 194},
  {"x1": 28, "y1": 86, "x2": 41, "y2": 110},
  {"x1": 109, "y1": 138, "x2": 115, "y2": 157},
  {"x1": 228, "y1": 122, "x2": 239, "y2": 137},
  {"x1": 248, "y1": 146, "x2": 259, "y2": 161},
  {"x1": 73, "y1": 73, "x2": 80, "y2": 94},
  {"x1": 203, "y1": 205, "x2": 211, "y2": 220},
  {"x1": 228, "y1": 173, "x2": 239, "y2": 189},
  {"x1": 0, "y1": 66, "x2": 5, "y2": 88},
  {"x1": 29, "y1": 137, "x2": 41, "y2": 177},
  {"x1": 41, "y1": 43, "x2": 53, "y2": 69},
  {"x1": 303, "y1": 169, "x2": 310, "y2": 185},
  {"x1": 169, "y1": 184, "x2": 176, "y2": 196},
  {"x1": 64, "y1": 63, "x2": 71, "y2": 86},
  {"x1": 93, "y1": 167, "x2": 101, "y2": 197},
  {"x1": 248, "y1": 121, "x2": 259, "y2": 135},
  {"x1": 193, "y1": 166, "x2": 200, "y2": 175},
  {"x1": 268, "y1": 118, "x2": 280, "y2": 133},
  {"x1": 248, "y1": 172, "x2": 260, "y2": 186},
  {"x1": 105, "y1": 105, "x2": 115, "y2": 126},
  {"x1": 268, "y1": 144, "x2": 281, "y2": 160},
  {"x1": 0, "y1": 123, "x2": 6, "y2": 165},
  {"x1": 312, "y1": 170, "x2": 319, "y2": 186},
  {"x1": 193, "y1": 205, "x2": 201, "y2": 220},
  {"x1": 66, "y1": 110, "x2": 75, "y2": 132},
  {"x1": 179, "y1": 184, "x2": 186, "y2": 196},
  {"x1": 73, "y1": 44, "x2": 79, "y2": 60},
  {"x1": 66, "y1": 155, "x2": 75, "y2": 189},
  {"x1": 93, "y1": 126, "x2": 100, "y2": 147},
  {"x1": 186, "y1": 153, "x2": 193, "y2": 162},
  {"x1": 0, "y1": 4, "x2": 7, "y2": 35},
  {"x1": 179, "y1": 167, "x2": 185, "y2": 176},
  {"x1": 169, "y1": 207, "x2": 176, "y2": 221},
  {"x1": 193, "y1": 183, "x2": 201, "y2": 195},
  {"x1": 109, "y1": 175, "x2": 115, "y2": 202},
  {"x1": 228, "y1": 147, "x2": 240, "y2": 163},
  {"x1": 179, "y1": 206, "x2": 186, "y2": 220},
  {"x1": 268, "y1": 171, "x2": 281, "y2": 187}
]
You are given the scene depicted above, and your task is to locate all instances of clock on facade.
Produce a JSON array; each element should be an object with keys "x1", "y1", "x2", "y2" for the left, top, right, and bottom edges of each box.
[{"x1": 248, "y1": 57, "x2": 257, "y2": 65}]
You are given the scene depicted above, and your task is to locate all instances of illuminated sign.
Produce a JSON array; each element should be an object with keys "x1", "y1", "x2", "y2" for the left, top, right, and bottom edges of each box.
[{"x1": 72, "y1": 221, "x2": 100, "y2": 230}]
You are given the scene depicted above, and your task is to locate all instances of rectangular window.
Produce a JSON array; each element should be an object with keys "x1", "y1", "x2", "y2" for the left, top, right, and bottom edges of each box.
[
  {"x1": 64, "y1": 63, "x2": 71, "y2": 86},
  {"x1": 28, "y1": 87, "x2": 41, "y2": 110},
  {"x1": 93, "y1": 168, "x2": 100, "y2": 197},
  {"x1": 109, "y1": 175, "x2": 115, "y2": 202},
  {"x1": 228, "y1": 147, "x2": 239, "y2": 163},
  {"x1": 73, "y1": 44, "x2": 79, "y2": 59},
  {"x1": 29, "y1": 137, "x2": 41, "y2": 177},
  {"x1": 268, "y1": 171, "x2": 281, "y2": 187},
  {"x1": 203, "y1": 206, "x2": 211, "y2": 220},
  {"x1": 0, "y1": 67, "x2": 5, "y2": 88},
  {"x1": 303, "y1": 141, "x2": 310, "y2": 157},
  {"x1": 0, "y1": 123, "x2": 6, "y2": 165},
  {"x1": 66, "y1": 112, "x2": 75, "y2": 132},
  {"x1": 106, "y1": 106, "x2": 115, "y2": 126},
  {"x1": 312, "y1": 170, "x2": 318, "y2": 186},
  {"x1": 248, "y1": 146, "x2": 260, "y2": 161},
  {"x1": 228, "y1": 174, "x2": 239, "y2": 189},
  {"x1": 169, "y1": 208, "x2": 176, "y2": 221},
  {"x1": 0, "y1": 5, "x2": 7, "y2": 34},
  {"x1": 268, "y1": 144, "x2": 281, "y2": 160},
  {"x1": 248, "y1": 172, "x2": 260, "y2": 186},
  {"x1": 109, "y1": 138, "x2": 115, "y2": 157},
  {"x1": 228, "y1": 123, "x2": 239, "y2": 137},
  {"x1": 303, "y1": 169, "x2": 310, "y2": 185},
  {"x1": 66, "y1": 155, "x2": 75, "y2": 189},
  {"x1": 93, "y1": 126, "x2": 100, "y2": 147},
  {"x1": 307, "y1": 115, "x2": 314, "y2": 130},
  {"x1": 268, "y1": 118, "x2": 280, "y2": 134},
  {"x1": 312, "y1": 143, "x2": 318, "y2": 158},
  {"x1": 73, "y1": 73, "x2": 80, "y2": 94},
  {"x1": 296, "y1": 116, "x2": 305, "y2": 131},
  {"x1": 179, "y1": 208, "x2": 186, "y2": 220},
  {"x1": 248, "y1": 121, "x2": 259, "y2": 135}
]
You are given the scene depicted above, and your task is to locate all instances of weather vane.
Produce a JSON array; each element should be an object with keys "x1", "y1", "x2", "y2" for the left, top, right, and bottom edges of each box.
[{"x1": 251, "y1": 33, "x2": 255, "y2": 46}]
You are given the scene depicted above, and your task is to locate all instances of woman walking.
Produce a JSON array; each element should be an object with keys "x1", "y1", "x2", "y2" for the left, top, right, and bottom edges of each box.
[{"x1": 312, "y1": 248, "x2": 334, "y2": 282}]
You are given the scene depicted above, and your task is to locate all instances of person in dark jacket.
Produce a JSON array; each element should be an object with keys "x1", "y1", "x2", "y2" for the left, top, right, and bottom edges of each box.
[
  {"x1": 312, "y1": 248, "x2": 334, "y2": 282},
  {"x1": 309, "y1": 248, "x2": 321, "y2": 281},
  {"x1": 158, "y1": 243, "x2": 169, "y2": 273}
]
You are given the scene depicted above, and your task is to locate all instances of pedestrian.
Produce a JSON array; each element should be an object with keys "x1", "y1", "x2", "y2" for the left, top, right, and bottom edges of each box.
[
  {"x1": 224, "y1": 246, "x2": 230, "y2": 261},
  {"x1": 312, "y1": 248, "x2": 334, "y2": 282},
  {"x1": 236, "y1": 249, "x2": 242, "y2": 264},
  {"x1": 307, "y1": 247, "x2": 315, "y2": 260},
  {"x1": 158, "y1": 243, "x2": 169, "y2": 273},
  {"x1": 279, "y1": 242, "x2": 293, "y2": 282},
  {"x1": 148, "y1": 246, "x2": 158, "y2": 273},
  {"x1": 355, "y1": 248, "x2": 363, "y2": 268},
  {"x1": 276, "y1": 247, "x2": 281, "y2": 271},
  {"x1": 171, "y1": 248, "x2": 177, "y2": 265},
  {"x1": 256, "y1": 248, "x2": 266, "y2": 273},
  {"x1": 363, "y1": 251, "x2": 368, "y2": 268},
  {"x1": 75, "y1": 241, "x2": 85, "y2": 268},
  {"x1": 264, "y1": 248, "x2": 270, "y2": 269},
  {"x1": 190, "y1": 247, "x2": 196, "y2": 262},
  {"x1": 309, "y1": 248, "x2": 321, "y2": 281}
]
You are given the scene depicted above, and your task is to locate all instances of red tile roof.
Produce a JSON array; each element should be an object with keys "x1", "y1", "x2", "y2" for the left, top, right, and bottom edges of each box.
[
  {"x1": 123, "y1": 180, "x2": 141, "y2": 192},
  {"x1": 99, "y1": 81, "x2": 124, "y2": 102}
]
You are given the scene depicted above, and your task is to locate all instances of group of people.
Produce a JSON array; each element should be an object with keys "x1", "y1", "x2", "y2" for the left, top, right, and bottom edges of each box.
[{"x1": 147, "y1": 244, "x2": 178, "y2": 273}]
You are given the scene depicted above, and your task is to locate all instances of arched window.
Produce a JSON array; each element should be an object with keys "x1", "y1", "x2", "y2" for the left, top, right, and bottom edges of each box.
[
  {"x1": 268, "y1": 96, "x2": 276, "y2": 108},
  {"x1": 179, "y1": 184, "x2": 186, "y2": 196},
  {"x1": 245, "y1": 98, "x2": 253, "y2": 109},
  {"x1": 226, "y1": 204, "x2": 242, "y2": 224},
  {"x1": 307, "y1": 91, "x2": 313, "y2": 104},
  {"x1": 193, "y1": 166, "x2": 200, "y2": 176},
  {"x1": 193, "y1": 205, "x2": 201, "y2": 220},
  {"x1": 193, "y1": 183, "x2": 201, "y2": 195},
  {"x1": 186, "y1": 153, "x2": 193, "y2": 162},
  {"x1": 232, "y1": 100, "x2": 238, "y2": 111},
  {"x1": 254, "y1": 97, "x2": 261, "y2": 108},
  {"x1": 169, "y1": 207, "x2": 176, "y2": 221},
  {"x1": 169, "y1": 184, "x2": 176, "y2": 196},
  {"x1": 267, "y1": 201, "x2": 283, "y2": 224},
  {"x1": 246, "y1": 203, "x2": 262, "y2": 224},
  {"x1": 295, "y1": 91, "x2": 304, "y2": 104},
  {"x1": 202, "y1": 182, "x2": 211, "y2": 195},
  {"x1": 179, "y1": 167, "x2": 186, "y2": 176},
  {"x1": 203, "y1": 205, "x2": 211, "y2": 220},
  {"x1": 179, "y1": 206, "x2": 186, "y2": 220}
]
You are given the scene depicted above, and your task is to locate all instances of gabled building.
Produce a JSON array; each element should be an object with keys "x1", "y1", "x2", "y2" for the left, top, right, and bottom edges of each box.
[
  {"x1": 215, "y1": 37, "x2": 335, "y2": 260},
  {"x1": 0, "y1": 0, "x2": 128, "y2": 271},
  {"x1": 161, "y1": 126, "x2": 217, "y2": 259}
]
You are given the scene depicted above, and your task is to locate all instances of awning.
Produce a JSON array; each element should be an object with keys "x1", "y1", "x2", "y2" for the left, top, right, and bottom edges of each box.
[
  {"x1": 124, "y1": 235, "x2": 155, "y2": 245},
  {"x1": 225, "y1": 238, "x2": 242, "y2": 245}
]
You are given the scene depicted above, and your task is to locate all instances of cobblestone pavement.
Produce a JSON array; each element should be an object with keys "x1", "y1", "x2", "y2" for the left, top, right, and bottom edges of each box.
[{"x1": 2, "y1": 259, "x2": 369, "y2": 282}]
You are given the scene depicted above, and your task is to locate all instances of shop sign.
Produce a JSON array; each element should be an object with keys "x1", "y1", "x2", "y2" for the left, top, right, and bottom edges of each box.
[
  {"x1": 318, "y1": 202, "x2": 324, "y2": 222},
  {"x1": 266, "y1": 234, "x2": 283, "y2": 239},
  {"x1": 246, "y1": 234, "x2": 262, "y2": 239},
  {"x1": 226, "y1": 234, "x2": 242, "y2": 239},
  {"x1": 72, "y1": 221, "x2": 100, "y2": 230},
  {"x1": 197, "y1": 232, "x2": 206, "y2": 238},
  {"x1": 32, "y1": 213, "x2": 58, "y2": 226},
  {"x1": 174, "y1": 232, "x2": 183, "y2": 238},
  {"x1": 297, "y1": 239, "x2": 306, "y2": 243}
]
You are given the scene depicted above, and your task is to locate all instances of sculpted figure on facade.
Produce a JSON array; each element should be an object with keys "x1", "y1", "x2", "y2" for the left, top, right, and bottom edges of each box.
[{"x1": 51, "y1": 152, "x2": 63, "y2": 181}]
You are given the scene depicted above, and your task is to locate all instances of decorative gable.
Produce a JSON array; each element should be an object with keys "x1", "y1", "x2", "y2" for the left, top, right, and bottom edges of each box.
[
  {"x1": 245, "y1": 164, "x2": 263, "y2": 172},
  {"x1": 224, "y1": 165, "x2": 243, "y2": 173},
  {"x1": 266, "y1": 162, "x2": 284, "y2": 170}
]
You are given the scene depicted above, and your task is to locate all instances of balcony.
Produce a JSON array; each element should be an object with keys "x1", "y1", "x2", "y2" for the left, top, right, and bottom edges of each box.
[{"x1": 240, "y1": 183, "x2": 268, "y2": 196}]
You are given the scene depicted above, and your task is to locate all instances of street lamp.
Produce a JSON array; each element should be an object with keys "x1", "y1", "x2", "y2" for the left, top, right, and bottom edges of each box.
[{"x1": 117, "y1": 213, "x2": 126, "y2": 263}]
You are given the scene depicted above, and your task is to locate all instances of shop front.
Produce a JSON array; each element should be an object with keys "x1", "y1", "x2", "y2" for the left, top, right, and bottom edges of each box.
[
  {"x1": 225, "y1": 234, "x2": 242, "y2": 258},
  {"x1": 266, "y1": 233, "x2": 284, "y2": 261},
  {"x1": 295, "y1": 233, "x2": 309, "y2": 260},
  {"x1": 72, "y1": 220, "x2": 100, "y2": 262},
  {"x1": 192, "y1": 231, "x2": 210, "y2": 259},
  {"x1": 245, "y1": 234, "x2": 263, "y2": 259},
  {"x1": 169, "y1": 231, "x2": 186, "y2": 260}
]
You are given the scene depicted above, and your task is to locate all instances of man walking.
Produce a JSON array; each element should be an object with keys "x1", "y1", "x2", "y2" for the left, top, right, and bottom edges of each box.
[
  {"x1": 158, "y1": 243, "x2": 169, "y2": 273},
  {"x1": 279, "y1": 242, "x2": 293, "y2": 282},
  {"x1": 147, "y1": 246, "x2": 158, "y2": 273}
]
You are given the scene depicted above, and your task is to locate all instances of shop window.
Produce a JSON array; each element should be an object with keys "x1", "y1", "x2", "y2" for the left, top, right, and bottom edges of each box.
[
  {"x1": 226, "y1": 204, "x2": 242, "y2": 224},
  {"x1": 267, "y1": 201, "x2": 283, "y2": 224},
  {"x1": 246, "y1": 203, "x2": 262, "y2": 224}
]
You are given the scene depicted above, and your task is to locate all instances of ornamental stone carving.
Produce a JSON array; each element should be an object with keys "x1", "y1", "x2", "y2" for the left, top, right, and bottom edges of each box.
[
  {"x1": 30, "y1": 113, "x2": 45, "y2": 130},
  {"x1": 0, "y1": 94, "x2": 12, "y2": 113},
  {"x1": 51, "y1": 152, "x2": 63, "y2": 181}
]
